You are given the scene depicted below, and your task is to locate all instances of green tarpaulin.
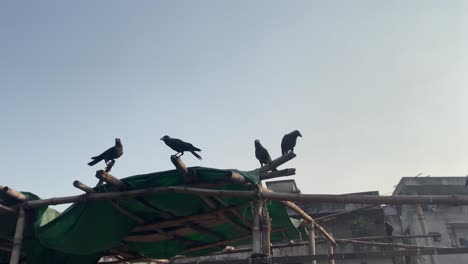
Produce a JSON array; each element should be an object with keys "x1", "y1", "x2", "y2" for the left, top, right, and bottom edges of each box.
[{"x1": 0, "y1": 167, "x2": 304, "y2": 264}]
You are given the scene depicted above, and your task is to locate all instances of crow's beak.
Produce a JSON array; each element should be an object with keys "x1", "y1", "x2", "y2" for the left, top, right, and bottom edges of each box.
[{"x1": 160, "y1": 137, "x2": 164, "y2": 140}]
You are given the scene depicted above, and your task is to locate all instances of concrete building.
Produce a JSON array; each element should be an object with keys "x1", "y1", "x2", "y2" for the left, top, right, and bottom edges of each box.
[{"x1": 174, "y1": 177, "x2": 468, "y2": 264}]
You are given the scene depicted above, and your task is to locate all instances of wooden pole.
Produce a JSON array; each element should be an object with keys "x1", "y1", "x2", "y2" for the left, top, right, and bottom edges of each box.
[
  {"x1": 328, "y1": 242, "x2": 335, "y2": 264},
  {"x1": 416, "y1": 205, "x2": 437, "y2": 264},
  {"x1": 258, "y1": 152, "x2": 296, "y2": 173},
  {"x1": 73, "y1": 180, "x2": 96, "y2": 193},
  {"x1": 171, "y1": 156, "x2": 199, "y2": 183},
  {"x1": 95, "y1": 170, "x2": 127, "y2": 190},
  {"x1": 261, "y1": 206, "x2": 271, "y2": 255},
  {"x1": 307, "y1": 222, "x2": 317, "y2": 264},
  {"x1": 225, "y1": 171, "x2": 248, "y2": 184},
  {"x1": 1, "y1": 187, "x2": 27, "y2": 201},
  {"x1": 252, "y1": 200, "x2": 262, "y2": 254},
  {"x1": 9, "y1": 207, "x2": 25, "y2": 264},
  {"x1": 259, "y1": 168, "x2": 296, "y2": 181},
  {"x1": 0, "y1": 203, "x2": 16, "y2": 214},
  {"x1": 19, "y1": 186, "x2": 468, "y2": 209}
]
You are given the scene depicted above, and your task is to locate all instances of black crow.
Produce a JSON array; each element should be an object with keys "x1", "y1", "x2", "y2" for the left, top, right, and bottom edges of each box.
[
  {"x1": 385, "y1": 221, "x2": 394, "y2": 241},
  {"x1": 255, "y1": 139, "x2": 272, "y2": 167},
  {"x1": 281, "y1": 130, "x2": 302, "y2": 155},
  {"x1": 161, "y1": 135, "x2": 202, "y2": 160},
  {"x1": 88, "y1": 138, "x2": 123, "y2": 166}
]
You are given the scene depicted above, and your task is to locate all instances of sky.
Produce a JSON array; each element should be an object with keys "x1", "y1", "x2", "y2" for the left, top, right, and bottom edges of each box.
[{"x1": 1, "y1": 1, "x2": 468, "y2": 211}]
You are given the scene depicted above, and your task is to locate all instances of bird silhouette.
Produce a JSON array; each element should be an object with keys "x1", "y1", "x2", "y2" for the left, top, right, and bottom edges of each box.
[
  {"x1": 88, "y1": 138, "x2": 123, "y2": 166},
  {"x1": 161, "y1": 135, "x2": 202, "y2": 160},
  {"x1": 281, "y1": 130, "x2": 302, "y2": 155}
]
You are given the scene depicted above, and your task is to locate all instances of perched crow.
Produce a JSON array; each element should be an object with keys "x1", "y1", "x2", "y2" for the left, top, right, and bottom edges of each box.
[
  {"x1": 255, "y1": 139, "x2": 272, "y2": 167},
  {"x1": 88, "y1": 138, "x2": 123, "y2": 166},
  {"x1": 281, "y1": 130, "x2": 302, "y2": 155},
  {"x1": 161, "y1": 135, "x2": 202, "y2": 160},
  {"x1": 385, "y1": 222, "x2": 394, "y2": 241}
]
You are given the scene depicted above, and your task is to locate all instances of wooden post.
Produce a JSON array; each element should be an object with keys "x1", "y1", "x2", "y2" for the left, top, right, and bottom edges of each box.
[
  {"x1": 258, "y1": 152, "x2": 296, "y2": 173},
  {"x1": 328, "y1": 242, "x2": 335, "y2": 264},
  {"x1": 307, "y1": 222, "x2": 317, "y2": 264},
  {"x1": 1, "y1": 187, "x2": 27, "y2": 201},
  {"x1": 73, "y1": 180, "x2": 96, "y2": 193},
  {"x1": 416, "y1": 205, "x2": 437, "y2": 264},
  {"x1": 252, "y1": 200, "x2": 262, "y2": 254},
  {"x1": 171, "y1": 156, "x2": 198, "y2": 183},
  {"x1": 95, "y1": 170, "x2": 127, "y2": 190},
  {"x1": 9, "y1": 207, "x2": 25, "y2": 264},
  {"x1": 261, "y1": 207, "x2": 271, "y2": 255}
]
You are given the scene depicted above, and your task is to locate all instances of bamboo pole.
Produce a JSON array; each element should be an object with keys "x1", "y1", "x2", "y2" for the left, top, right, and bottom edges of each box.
[
  {"x1": 261, "y1": 207, "x2": 271, "y2": 255},
  {"x1": 95, "y1": 170, "x2": 127, "y2": 190},
  {"x1": 225, "y1": 171, "x2": 248, "y2": 184},
  {"x1": 9, "y1": 207, "x2": 25, "y2": 264},
  {"x1": 73, "y1": 180, "x2": 95, "y2": 193},
  {"x1": 416, "y1": 205, "x2": 437, "y2": 264},
  {"x1": 167, "y1": 187, "x2": 468, "y2": 206},
  {"x1": 328, "y1": 242, "x2": 335, "y2": 264},
  {"x1": 252, "y1": 200, "x2": 262, "y2": 254},
  {"x1": 1, "y1": 187, "x2": 27, "y2": 201},
  {"x1": 181, "y1": 227, "x2": 290, "y2": 255},
  {"x1": 258, "y1": 152, "x2": 296, "y2": 173},
  {"x1": 259, "y1": 168, "x2": 296, "y2": 181},
  {"x1": 307, "y1": 222, "x2": 316, "y2": 264},
  {"x1": 0, "y1": 203, "x2": 16, "y2": 214},
  {"x1": 337, "y1": 239, "x2": 446, "y2": 249},
  {"x1": 133, "y1": 206, "x2": 237, "y2": 232},
  {"x1": 19, "y1": 186, "x2": 468, "y2": 209},
  {"x1": 171, "y1": 156, "x2": 199, "y2": 182}
]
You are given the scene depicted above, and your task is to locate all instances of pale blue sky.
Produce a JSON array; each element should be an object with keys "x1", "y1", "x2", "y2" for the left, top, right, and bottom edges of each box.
[{"x1": 1, "y1": 1, "x2": 468, "y2": 210}]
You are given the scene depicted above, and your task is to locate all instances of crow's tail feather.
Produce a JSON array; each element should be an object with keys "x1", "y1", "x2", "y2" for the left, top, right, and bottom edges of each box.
[
  {"x1": 87, "y1": 157, "x2": 101, "y2": 166},
  {"x1": 191, "y1": 151, "x2": 202, "y2": 160}
]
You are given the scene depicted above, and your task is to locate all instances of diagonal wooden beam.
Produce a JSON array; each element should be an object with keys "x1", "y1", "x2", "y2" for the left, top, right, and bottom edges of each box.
[
  {"x1": 257, "y1": 152, "x2": 296, "y2": 173},
  {"x1": 186, "y1": 222, "x2": 226, "y2": 240},
  {"x1": 133, "y1": 206, "x2": 237, "y2": 232}
]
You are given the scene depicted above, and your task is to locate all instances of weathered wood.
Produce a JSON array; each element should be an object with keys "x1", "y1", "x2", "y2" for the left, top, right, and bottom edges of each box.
[
  {"x1": 328, "y1": 243, "x2": 335, "y2": 264},
  {"x1": 9, "y1": 207, "x2": 25, "y2": 264},
  {"x1": 259, "y1": 186, "x2": 336, "y2": 245},
  {"x1": 20, "y1": 185, "x2": 468, "y2": 209},
  {"x1": 199, "y1": 195, "x2": 217, "y2": 209},
  {"x1": 167, "y1": 186, "x2": 468, "y2": 206},
  {"x1": 133, "y1": 206, "x2": 237, "y2": 232},
  {"x1": 0, "y1": 203, "x2": 16, "y2": 214},
  {"x1": 186, "y1": 222, "x2": 226, "y2": 240},
  {"x1": 260, "y1": 168, "x2": 296, "y2": 181},
  {"x1": 307, "y1": 222, "x2": 316, "y2": 264},
  {"x1": 181, "y1": 227, "x2": 290, "y2": 255},
  {"x1": 280, "y1": 199, "x2": 336, "y2": 245},
  {"x1": 73, "y1": 180, "x2": 96, "y2": 193},
  {"x1": 252, "y1": 200, "x2": 262, "y2": 254},
  {"x1": 171, "y1": 156, "x2": 199, "y2": 182},
  {"x1": 261, "y1": 207, "x2": 271, "y2": 255},
  {"x1": 95, "y1": 170, "x2": 127, "y2": 190},
  {"x1": 258, "y1": 152, "x2": 296, "y2": 173},
  {"x1": 416, "y1": 204, "x2": 437, "y2": 264},
  {"x1": 110, "y1": 201, "x2": 145, "y2": 224},
  {"x1": 338, "y1": 239, "x2": 446, "y2": 249},
  {"x1": 225, "y1": 171, "x2": 248, "y2": 184},
  {"x1": 1, "y1": 187, "x2": 27, "y2": 201}
]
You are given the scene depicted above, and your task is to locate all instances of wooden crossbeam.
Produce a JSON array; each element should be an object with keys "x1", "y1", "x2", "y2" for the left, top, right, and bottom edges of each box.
[
  {"x1": 171, "y1": 156, "x2": 199, "y2": 183},
  {"x1": 260, "y1": 168, "x2": 296, "y2": 181},
  {"x1": 0, "y1": 186, "x2": 27, "y2": 201},
  {"x1": 95, "y1": 171, "x2": 127, "y2": 190},
  {"x1": 186, "y1": 222, "x2": 226, "y2": 240},
  {"x1": 133, "y1": 206, "x2": 237, "y2": 232},
  {"x1": 258, "y1": 152, "x2": 296, "y2": 173}
]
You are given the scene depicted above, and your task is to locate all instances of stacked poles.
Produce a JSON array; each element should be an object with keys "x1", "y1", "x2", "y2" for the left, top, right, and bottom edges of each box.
[{"x1": 5, "y1": 152, "x2": 468, "y2": 263}]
